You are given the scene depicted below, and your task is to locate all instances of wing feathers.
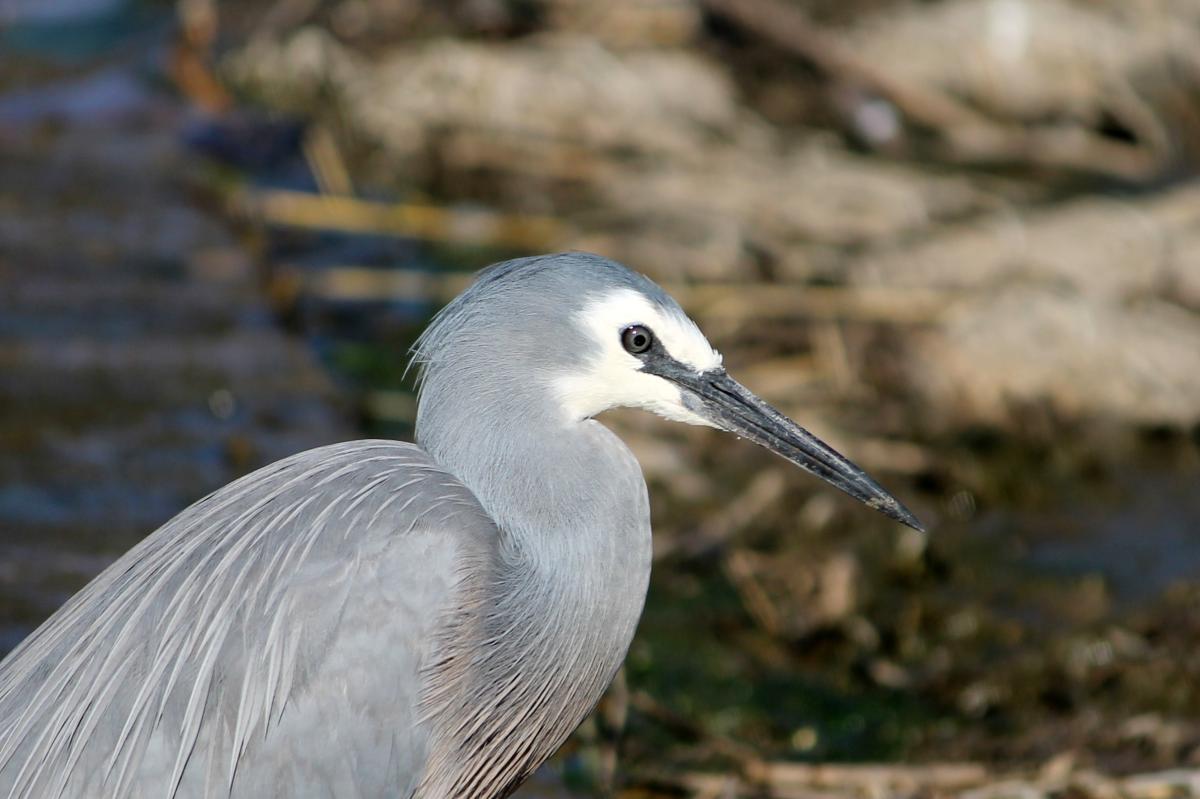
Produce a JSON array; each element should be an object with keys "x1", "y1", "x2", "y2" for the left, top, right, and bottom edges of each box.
[{"x1": 0, "y1": 440, "x2": 485, "y2": 799}]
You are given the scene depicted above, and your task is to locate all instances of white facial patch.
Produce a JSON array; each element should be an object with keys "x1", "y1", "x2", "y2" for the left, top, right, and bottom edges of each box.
[{"x1": 553, "y1": 288, "x2": 723, "y2": 424}]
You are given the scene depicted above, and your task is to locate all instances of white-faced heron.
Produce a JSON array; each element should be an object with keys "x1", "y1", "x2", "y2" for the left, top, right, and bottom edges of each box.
[{"x1": 0, "y1": 252, "x2": 922, "y2": 798}]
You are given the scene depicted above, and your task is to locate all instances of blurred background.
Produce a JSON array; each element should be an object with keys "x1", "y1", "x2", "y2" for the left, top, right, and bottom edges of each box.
[{"x1": 2, "y1": 0, "x2": 1200, "y2": 796}]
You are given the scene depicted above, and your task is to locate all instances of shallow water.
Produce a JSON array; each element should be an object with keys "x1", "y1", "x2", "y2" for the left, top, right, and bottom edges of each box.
[{"x1": 1025, "y1": 466, "x2": 1200, "y2": 606}]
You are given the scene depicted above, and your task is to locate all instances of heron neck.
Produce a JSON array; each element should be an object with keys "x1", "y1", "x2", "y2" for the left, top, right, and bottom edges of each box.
[
  {"x1": 414, "y1": 403, "x2": 653, "y2": 798},
  {"x1": 417, "y1": 390, "x2": 644, "y2": 536}
]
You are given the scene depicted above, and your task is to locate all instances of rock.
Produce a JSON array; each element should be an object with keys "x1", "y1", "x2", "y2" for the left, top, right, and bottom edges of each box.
[
  {"x1": 910, "y1": 286, "x2": 1200, "y2": 427},
  {"x1": 853, "y1": 183, "x2": 1200, "y2": 306},
  {"x1": 846, "y1": 181, "x2": 1200, "y2": 428},
  {"x1": 226, "y1": 30, "x2": 745, "y2": 171}
]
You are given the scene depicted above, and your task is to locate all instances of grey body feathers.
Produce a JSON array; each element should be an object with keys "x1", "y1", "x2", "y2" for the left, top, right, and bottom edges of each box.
[{"x1": 0, "y1": 253, "x2": 659, "y2": 798}]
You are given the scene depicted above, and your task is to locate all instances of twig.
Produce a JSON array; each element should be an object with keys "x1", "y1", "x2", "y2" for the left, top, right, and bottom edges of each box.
[
  {"x1": 655, "y1": 469, "x2": 786, "y2": 561},
  {"x1": 678, "y1": 284, "x2": 952, "y2": 324},
  {"x1": 304, "y1": 126, "x2": 354, "y2": 196},
  {"x1": 269, "y1": 260, "x2": 956, "y2": 325},
  {"x1": 759, "y1": 761, "x2": 989, "y2": 792},
  {"x1": 629, "y1": 690, "x2": 765, "y2": 774},
  {"x1": 723, "y1": 547, "x2": 785, "y2": 635},
  {"x1": 172, "y1": 0, "x2": 231, "y2": 112},
  {"x1": 702, "y1": 0, "x2": 987, "y2": 133},
  {"x1": 239, "y1": 189, "x2": 572, "y2": 251}
]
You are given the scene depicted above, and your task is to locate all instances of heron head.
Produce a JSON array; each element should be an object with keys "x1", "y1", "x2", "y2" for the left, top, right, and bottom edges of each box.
[
  {"x1": 415, "y1": 252, "x2": 922, "y2": 532},
  {"x1": 555, "y1": 257, "x2": 924, "y2": 532}
]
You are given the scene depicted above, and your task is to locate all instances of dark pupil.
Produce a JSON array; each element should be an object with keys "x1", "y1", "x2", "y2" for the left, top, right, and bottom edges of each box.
[{"x1": 623, "y1": 326, "x2": 651, "y2": 353}]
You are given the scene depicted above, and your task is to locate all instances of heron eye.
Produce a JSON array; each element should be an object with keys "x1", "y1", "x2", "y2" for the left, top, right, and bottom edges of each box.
[{"x1": 621, "y1": 324, "x2": 653, "y2": 355}]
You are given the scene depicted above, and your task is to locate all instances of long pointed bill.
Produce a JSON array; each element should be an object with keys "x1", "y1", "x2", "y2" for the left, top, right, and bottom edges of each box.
[{"x1": 671, "y1": 368, "x2": 925, "y2": 532}]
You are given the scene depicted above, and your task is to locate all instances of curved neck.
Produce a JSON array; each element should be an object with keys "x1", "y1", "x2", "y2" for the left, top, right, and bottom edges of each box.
[
  {"x1": 415, "y1": 367, "x2": 629, "y2": 540},
  {"x1": 414, "y1": 378, "x2": 654, "y2": 799}
]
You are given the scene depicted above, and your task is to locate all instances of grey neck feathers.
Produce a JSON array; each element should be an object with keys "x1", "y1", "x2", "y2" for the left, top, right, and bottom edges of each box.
[{"x1": 413, "y1": 356, "x2": 653, "y2": 799}]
